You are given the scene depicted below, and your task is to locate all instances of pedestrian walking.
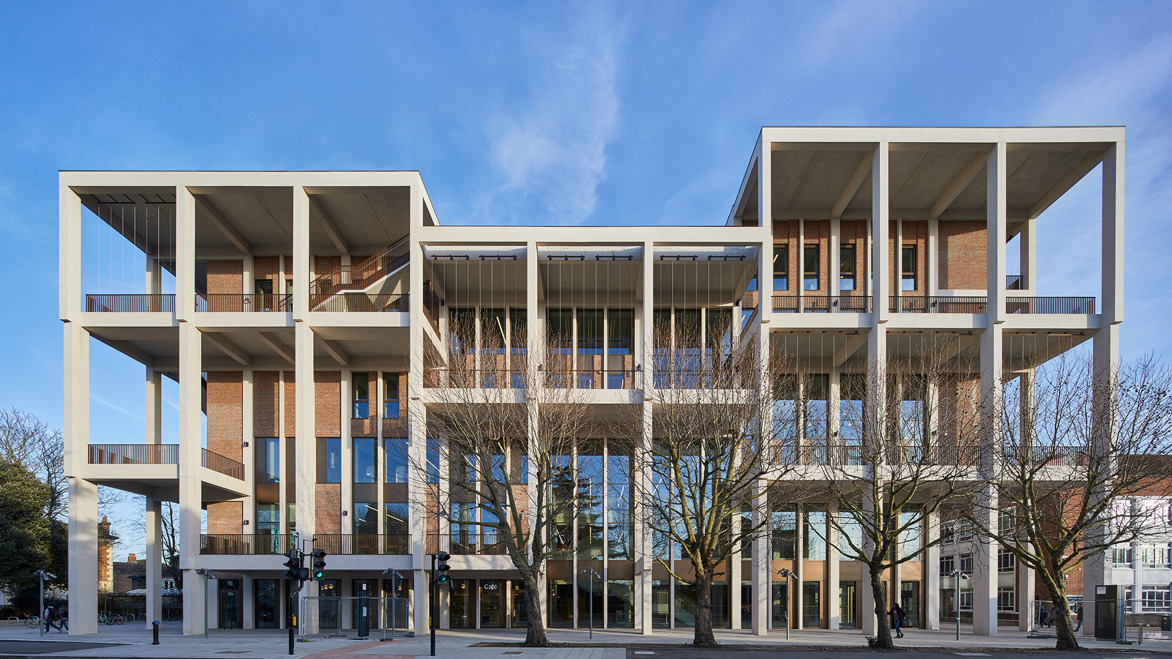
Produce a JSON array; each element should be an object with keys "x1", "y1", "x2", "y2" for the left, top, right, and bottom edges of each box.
[
  {"x1": 1074, "y1": 602, "x2": 1083, "y2": 632},
  {"x1": 889, "y1": 603, "x2": 906, "y2": 638},
  {"x1": 1039, "y1": 604, "x2": 1049, "y2": 629},
  {"x1": 44, "y1": 605, "x2": 63, "y2": 633}
]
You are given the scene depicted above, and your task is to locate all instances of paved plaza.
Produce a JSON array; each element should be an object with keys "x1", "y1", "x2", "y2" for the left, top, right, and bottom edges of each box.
[{"x1": 0, "y1": 622, "x2": 1169, "y2": 659}]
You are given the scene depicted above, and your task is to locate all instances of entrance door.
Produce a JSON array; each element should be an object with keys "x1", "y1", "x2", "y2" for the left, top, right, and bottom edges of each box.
[
  {"x1": 450, "y1": 579, "x2": 475, "y2": 629},
  {"x1": 839, "y1": 581, "x2": 857, "y2": 628},
  {"x1": 803, "y1": 581, "x2": 821, "y2": 628},
  {"x1": 511, "y1": 581, "x2": 528, "y2": 628},
  {"x1": 255, "y1": 579, "x2": 278, "y2": 629},
  {"x1": 219, "y1": 579, "x2": 241, "y2": 629},
  {"x1": 480, "y1": 580, "x2": 503, "y2": 628},
  {"x1": 900, "y1": 581, "x2": 920, "y2": 628}
]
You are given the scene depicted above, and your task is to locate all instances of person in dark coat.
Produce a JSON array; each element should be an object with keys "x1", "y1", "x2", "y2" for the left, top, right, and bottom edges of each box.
[{"x1": 889, "y1": 603, "x2": 906, "y2": 638}]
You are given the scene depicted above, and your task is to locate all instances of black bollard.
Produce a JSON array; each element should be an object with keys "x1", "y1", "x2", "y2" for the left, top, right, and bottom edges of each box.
[{"x1": 152, "y1": 621, "x2": 160, "y2": 645}]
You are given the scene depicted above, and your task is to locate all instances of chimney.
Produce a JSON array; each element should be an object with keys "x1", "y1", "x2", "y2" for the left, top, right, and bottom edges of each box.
[{"x1": 128, "y1": 553, "x2": 137, "y2": 563}]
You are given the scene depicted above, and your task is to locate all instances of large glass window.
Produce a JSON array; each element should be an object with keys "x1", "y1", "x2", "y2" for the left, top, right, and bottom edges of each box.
[
  {"x1": 510, "y1": 308, "x2": 528, "y2": 354},
  {"x1": 354, "y1": 502, "x2": 378, "y2": 535},
  {"x1": 353, "y1": 372, "x2": 369, "y2": 419},
  {"x1": 578, "y1": 442, "x2": 604, "y2": 560},
  {"x1": 546, "y1": 309, "x2": 573, "y2": 354},
  {"x1": 803, "y1": 244, "x2": 820, "y2": 291},
  {"x1": 804, "y1": 510, "x2": 826, "y2": 560},
  {"x1": 607, "y1": 580, "x2": 635, "y2": 628},
  {"x1": 773, "y1": 245, "x2": 789, "y2": 291},
  {"x1": 384, "y1": 503, "x2": 409, "y2": 553},
  {"x1": 481, "y1": 308, "x2": 506, "y2": 353},
  {"x1": 383, "y1": 373, "x2": 400, "y2": 419},
  {"x1": 385, "y1": 438, "x2": 408, "y2": 483},
  {"x1": 837, "y1": 511, "x2": 863, "y2": 561},
  {"x1": 806, "y1": 374, "x2": 828, "y2": 464},
  {"x1": 899, "y1": 511, "x2": 921, "y2": 560},
  {"x1": 607, "y1": 445, "x2": 632, "y2": 560},
  {"x1": 901, "y1": 245, "x2": 917, "y2": 291},
  {"x1": 840, "y1": 244, "x2": 856, "y2": 291},
  {"x1": 839, "y1": 374, "x2": 864, "y2": 465},
  {"x1": 318, "y1": 437, "x2": 341, "y2": 483},
  {"x1": 772, "y1": 509, "x2": 797, "y2": 560},
  {"x1": 803, "y1": 581, "x2": 821, "y2": 628},
  {"x1": 262, "y1": 437, "x2": 280, "y2": 483},
  {"x1": 256, "y1": 503, "x2": 279, "y2": 534},
  {"x1": 354, "y1": 437, "x2": 376, "y2": 483}
]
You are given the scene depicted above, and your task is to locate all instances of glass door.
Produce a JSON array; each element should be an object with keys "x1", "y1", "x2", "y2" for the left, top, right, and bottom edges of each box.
[
  {"x1": 450, "y1": 579, "x2": 475, "y2": 629},
  {"x1": 255, "y1": 579, "x2": 277, "y2": 629},
  {"x1": 803, "y1": 581, "x2": 821, "y2": 628},
  {"x1": 839, "y1": 581, "x2": 857, "y2": 628},
  {"x1": 900, "y1": 581, "x2": 921, "y2": 628},
  {"x1": 480, "y1": 580, "x2": 503, "y2": 628},
  {"x1": 218, "y1": 579, "x2": 241, "y2": 629}
]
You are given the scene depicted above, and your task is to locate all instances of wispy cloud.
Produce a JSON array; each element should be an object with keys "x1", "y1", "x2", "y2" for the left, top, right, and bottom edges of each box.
[
  {"x1": 487, "y1": 13, "x2": 624, "y2": 224},
  {"x1": 91, "y1": 394, "x2": 142, "y2": 422},
  {"x1": 798, "y1": 0, "x2": 924, "y2": 72}
]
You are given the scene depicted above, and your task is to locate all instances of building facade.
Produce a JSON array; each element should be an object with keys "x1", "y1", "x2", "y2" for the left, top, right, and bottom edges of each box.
[{"x1": 60, "y1": 126, "x2": 1125, "y2": 636}]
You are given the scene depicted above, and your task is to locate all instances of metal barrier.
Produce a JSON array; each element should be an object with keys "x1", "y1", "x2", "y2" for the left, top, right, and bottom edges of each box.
[{"x1": 298, "y1": 596, "x2": 411, "y2": 638}]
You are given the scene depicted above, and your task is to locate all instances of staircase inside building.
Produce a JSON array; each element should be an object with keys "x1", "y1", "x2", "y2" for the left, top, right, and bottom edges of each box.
[{"x1": 310, "y1": 235, "x2": 410, "y2": 311}]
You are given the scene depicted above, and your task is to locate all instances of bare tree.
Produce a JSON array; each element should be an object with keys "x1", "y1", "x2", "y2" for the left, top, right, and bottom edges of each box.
[
  {"x1": 416, "y1": 317, "x2": 590, "y2": 646},
  {"x1": 968, "y1": 353, "x2": 1172, "y2": 650},
  {"x1": 624, "y1": 316, "x2": 798, "y2": 647},
  {"x1": 0, "y1": 409, "x2": 67, "y2": 520},
  {"x1": 820, "y1": 335, "x2": 983, "y2": 650}
]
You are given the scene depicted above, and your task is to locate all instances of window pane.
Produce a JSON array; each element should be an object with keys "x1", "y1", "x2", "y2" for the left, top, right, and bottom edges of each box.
[
  {"x1": 353, "y1": 372, "x2": 369, "y2": 419},
  {"x1": 901, "y1": 245, "x2": 917, "y2": 291},
  {"x1": 804, "y1": 244, "x2": 820, "y2": 290},
  {"x1": 608, "y1": 308, "x2": 634, "y2": 355},
  {"x1": 263, "y1": 437, "x2": 280, "y2": 483},
  {"x1": 354, "y1": 437, "x2": 376, "y2": 483},
  {"x1": 481, "y1": 308, "x2": 506, "y2": 353},
  {"x1": 383, "y1": 373, "x2": 400, "y2": 419},
  {"x1": 773, "y1": 245, "x2": 789, "y2": 291},
  {"x1": 840, "y1": 244, "x2": 856, "y2": 291},
  {"x1": 354, "y1": 502, "x2": 378, "y2": 535},
  {"x1": 385, "y1": 438, "x2": 408, "y2": 483}
]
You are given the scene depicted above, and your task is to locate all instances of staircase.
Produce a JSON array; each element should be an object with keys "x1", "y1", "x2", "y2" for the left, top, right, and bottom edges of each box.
[{"x1": 310, "y1": 235, "x2": 410, "y2": 310}]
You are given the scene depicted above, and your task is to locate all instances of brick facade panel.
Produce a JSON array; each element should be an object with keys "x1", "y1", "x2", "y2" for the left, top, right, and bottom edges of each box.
[
  {"x1": 206, "y1": 260, "x2": 243, "y2": 295},
  {"x1": 206, "y1": 371, "x2": 243, "y2": 461},
  {"x1": 207, "y1": 501, "x2": 243, "y2": 534},
  {"x1": 315, "y1": 483, "x2": 342, "y2": 534},
  {"x1": 315, "y1": 371, "x2": 341, "y2": 437},
  {"x1": 940, "y1": 221, "x2": 987, "y2": 290},
  {"x1": 253, "y1": 371, "x2": 279, "y2": 437}
]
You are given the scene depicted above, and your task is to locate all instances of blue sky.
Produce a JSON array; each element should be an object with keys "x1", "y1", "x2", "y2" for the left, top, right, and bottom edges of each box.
[{"x1": 2, "y1": 1, "x2": 1171, "y2": 555}]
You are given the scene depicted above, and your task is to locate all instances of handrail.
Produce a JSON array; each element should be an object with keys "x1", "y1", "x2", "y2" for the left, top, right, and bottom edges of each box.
[
  {"x1": 1006, "y1": 274, "x2": 1023, "y2": 290},
  {"x1": 196, "y1": 293, "x2": 292, "y2": 312},
  {"x1": 890, "y1": 296, "x2": 989, "y2": 314},
  {"x1": 1006, "y1": 296, "x2": 1095, "y2": 314},
  {"x1": 201, "y1": 448, "x2": 245, "y2": 480},
  {"x1": 312, "y1": 292, "x2": 408, "y2": 312},
  {"x1": 85, "y1": 294, "x2": 175, "y2": 313},
  {"x1": 309, "y1": 235, "x2": 410, "y2": 307},
  {"x1": 88, "y1": 444, "x2": 178, "y2": 465},
  {"x1": 201, "y1": 533, "x2": 291, "y2": 555},
  {"x1": 772, "y1": 295, "x2": 872, "y2": 313}
]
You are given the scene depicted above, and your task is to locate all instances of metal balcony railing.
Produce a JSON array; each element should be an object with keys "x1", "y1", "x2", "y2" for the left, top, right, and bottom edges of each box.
[
  {"x1": 312, "y1": 534, "x2": 411, "y2": 555},
  {"x1": 890, "y1": 296, "x2": 989, "y2": 314},
  {"x1": 200, "y1": 533, "x2": 291, "y2": 555},
  {"x1": 1006, "y1": 296, "x2": 1095, "y2": 314},
  {"x1": 1006, "y1": 274, "x2": 1023, "y2": 290},
  {"x1": 311, "y1": 292, "x2": 408, "y2": 312},
  {"x1": 201, "y1": 449, "x2": 245, "y2": 480},
  {"x1": 85, "y1": 294, "x2": 175, "y2": 313},
  {"x1": 196, "y1": 293, "x2": 292, "y2": 312},
  {"x1": 88, "y1": 444, "x2": 178, "y2": 465},
  {"x1": 772, "y1": 295, "x2": 872, "y2": 313}
]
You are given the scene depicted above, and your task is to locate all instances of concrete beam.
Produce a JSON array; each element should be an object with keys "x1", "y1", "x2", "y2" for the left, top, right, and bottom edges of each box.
[
  {"x1": 1028, "y1": 151, "x2": 1104, "y2": 219},
  {"x1": 320, "y1": 338, "x2": 350, "y2": 366},
  {"x1": 831, "y1": 151, "x2": 873, "y2": 219},
  {"x1": 929, "y1": 151, "x2": 988, "y2": 219},
  {"x1": 258, "y1": 332, "x2": 295, "y2": 364},
  {"x1": 195, "y1": 195, "x2": 252, "y2": 254},
  {"x1": 204, "y1": 332, "x2": 251, "y2": 366},
  {"x1": 309, "y1": 194, "x2": 351, "y2": 254}
]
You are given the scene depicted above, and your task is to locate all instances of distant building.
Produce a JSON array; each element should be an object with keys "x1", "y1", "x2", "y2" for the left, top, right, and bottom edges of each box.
[{"x1": 97, "y1": 517, "x2": 118, "y2": 594}]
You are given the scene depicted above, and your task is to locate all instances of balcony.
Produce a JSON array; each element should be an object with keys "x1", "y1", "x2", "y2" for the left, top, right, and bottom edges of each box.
[
  {"x1": 773, "y1": 295, "x2": 872, "y2": 313},
  {"x1": 201, "y1": 533, "x2": 291, "y2": 555},
  {"x1": 195, "y1": 293, "x2": 291, "y2": 312},
  {"x1": 88, "y1": 443, "x2": 178, "y2": 465},
  {"x1": 84, "y1": 294, "x2": 175, "y2": 313},
  {"x1": 1006, "y1": 296, "x2": 1095, "y2": 314},
  {"x1": 201, "y1": 448, "x2": 245, "y2": 480},
  {"x1": 889, "y1": 296, "x2": 988, "y2": 314},
  {"x1": 313, "y1": 533, "x2": 411, "y2": 555}
]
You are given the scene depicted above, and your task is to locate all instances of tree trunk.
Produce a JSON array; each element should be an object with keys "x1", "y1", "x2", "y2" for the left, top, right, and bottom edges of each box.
[
  {"x1": 1039, "y1": 572, "x2": 1079, "y2": 651},
  {"x1": 520, "y1": 571, "x2": 548, "y2": 646},
  {"x1": 869, "y1": 566, "x2": 894, "y2": 649},
  {"x1": 692, "y1": 574, "x2": 717, "y2": 646}
]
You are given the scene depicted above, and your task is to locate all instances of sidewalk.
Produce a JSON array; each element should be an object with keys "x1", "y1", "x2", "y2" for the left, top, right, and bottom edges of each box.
[{"x1": 0, "y1": 621, "x2": 1169, "y2": 658}]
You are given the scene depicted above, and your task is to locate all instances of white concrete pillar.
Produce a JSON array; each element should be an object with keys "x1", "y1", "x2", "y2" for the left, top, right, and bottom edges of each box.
[
  {"x1": 751, "y1": 477, "x2": 769, "y2": 635},
  {"x1": 178, "y1": 322, "x2": 205, "y2": 635},
  {"x1": 1020, "y1": 218, "x2": 1036, "y2": 292},
  {"x1": 293, "y1": 187, "x2": 310, "y2": 320},
  {"x1": 637, "y1": 401, "x2": 654, "y2": 634},
  {"x1": 242, "y1": 575, "x2": 254, "y2": 629},
  {"x1": 146, "y1": 368, "x2": 162, "y2": 445},
  {"x1": 827, "y1": 501, "x2": 841, "y2": 630},
  {"x1": 927, "y1": 218, "x2": 939, "y2": 296},
  {"x1": 242, "y1": 370, "x2": 255, "y2": 530},
  {"x1": 59, "y1": 183, "x2": 81, "y2": 320},
  {"x1": 294, "y1": 321, "x2": 318, "y2": 632},
  {"x1": 794, "y1": 503, "x2": 804, "y2": 630},
  {"x1": 176, "y1": 185, "x2": 195, "y2": 322},
  {"x1": 68, "y1": 478, "x2": 98, "y2": 635},
  {"x1": 1083, "y1": 324, "x2": 1119, "y2": 635},
  {"x1": 758, "y1": 138, "x2": 773, "y2": 326},
  {"x1": 973, "y1": 321, "x2": 1002, "y2": 636},
  {"x1": 860, "y1": 495, "x2": 878, "y2": 636},
  {"x1": 872, "y1": 142, "x2": 890, "y2": 323},
  {"x1": 145, "y1": 497, "x2": 163, "y2": 628},
  {"x1": 926, "y1": 512, "x2": 941, "y2": 630},
  {"x1": 987, "y1": 142, "x2": 1007, "y2": 325},
  {"x1": 1102, "y1": 142, "x2": 1124, "y2": 324},
  {"x1": 830, "y1": 218, "x2": 841, "y2": 299},
  {"x1": 1017, "y1": 548, "x2": 1035, "y2": 631}
]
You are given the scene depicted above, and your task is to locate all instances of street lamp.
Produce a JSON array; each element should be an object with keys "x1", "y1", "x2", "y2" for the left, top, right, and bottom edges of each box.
[
  {"x1": 33, "y1": 570, "x2": 56, "y2": 638},
  {"x1": 949, "y1": 570, "x2": 969, "y2": 641},
  {"x1": 777, "y1": 568, "x2": 796, "y2": 640},
  {"x1": 195, "y1": 568, "x2": 217, "y2": 639},
  {"x1": 580, "y1": 568, "x2": 600, "y2": 639}
]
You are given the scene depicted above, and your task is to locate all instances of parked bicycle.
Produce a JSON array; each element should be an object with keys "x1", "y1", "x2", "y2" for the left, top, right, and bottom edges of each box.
[
  {"x1": 97, "y1": 611, "x2": 125, "y2": 625},
  {"x1": 23, "y1": 614, "x2": 40, "y2": 628}
]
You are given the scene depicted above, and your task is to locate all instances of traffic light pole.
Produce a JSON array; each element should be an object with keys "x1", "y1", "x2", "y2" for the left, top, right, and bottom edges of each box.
[
  {"x1": 429, "y1": 553, "x2": 436, "y2": 657},
  {"x1": 288, "y1": 581, "x2": 303, "y2": 656}
]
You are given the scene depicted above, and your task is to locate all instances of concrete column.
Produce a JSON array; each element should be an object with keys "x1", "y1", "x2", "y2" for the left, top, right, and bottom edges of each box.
[
  {"x1": 59, "y1": 183, "x2": 81, "y2": 320},
  {"x1": 926, "y1": 512, "x2": 941, "y2": 630},
  {"x1": 871, "y1": 142, "x2": 890, "y2": 323},
  {"x1": 927, "y1": 218, "x2": 939, "y2": 296},
  {"x1": 751, "y1": 477, "x2": 769, "y2": 635},
  {"x1": 1083, "y1": 324, "x2": 1119, "y2": 635},
  {"x1": 827, "y1": 501, "x2": 841, "y2": 630},
  {"x1": 797, "y1": 219, "x2": 805, "y2": 311},
  {"x1": 637, "y1": 401, "x2": 654, "y2": 634},
  {"x1": 758, "y1": 138, "x2": 772, "y2": 326},
  {"x1": 794, "y1": 503, "x2": 804, "y2": 629},
  {"x1": 243, "y1": 575, "x2": 255, "y2": 630},
  {"x1": 973, "y1": 322, "x2": 1002, "y2": 636},
  {"x1": 67, "y1": 478, "x2": 98, "y2": 635},
  {"x1": 178, "y1": 322, "x2": 205, "y2": 635},
  {"x1": 209, "y1": 577, "x2": 221, "y2": 629},
  {"x1": 146, "y1": 368, "x2": 162, "y2": 445},
  {"x1": 343, "y1": 370, "x2": 355, "y2": 538},
  {"x1": 860, "y1": 495, "x2": 878, "y2": 636},
  {"x1": 293, "y1": 187, "x2": 310, "y2": 320},
  {"x1": 145, "y1": 497, "x2": 163, "y2": 628},
  {"x1": 176, "y1": 185, "x2": 195, "y2": 322},
  {"x1": 987, "y1": 142, "x2": 1007, "y2": 325},
  {"x1": 242, "y1": 370, "x2": 255, "y2": 530},
  {"x1": 407, "y1": 181, "x2": 431, "y2": 636},
  {"x1": 1102, "y1": 142, "x2": 1124, "y2": 324},
  {"x1": 830, "y1": 218, "x2": 841, "y2": 298},
  {"x1": 294, "y1": 322, "x2": 318, "y2": 631},
  {"x1": 1020, "y1": 218, "x2": 1036, "y2": 292},
  {"x1": 1017, "y1": 547, "x2": 1035, "y2": 631}
]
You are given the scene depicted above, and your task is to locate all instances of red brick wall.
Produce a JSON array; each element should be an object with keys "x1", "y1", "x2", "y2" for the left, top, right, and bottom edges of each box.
[
  {"x1": 381, "y1": 373, "x2": 408, "y2": 438},
  {"x1": 902, "y1": 221, "x2": 928, "y2": 294},
  {"x1": 207, "y1": 501, "x2": 243, "y2": 534},
  {"x1": 352, "y1": 371, "x2": 379, "y2": 439},
  {"x1": 939, "y1": 221, "x2": 987, "y2": 290},
  {"x1": 314, "y1": 256, "x2": 340, "y2": 279},
  {"x1": 803, "y1": 220, "x2": 830, "y2": 294},
  {"x1": 253, "y1": 256, "x2": 281, "y2": 293},
  {"x1": 254, "y1": 371, "x2": 279, "y2": 437},
  {"x1": 315, "y1": 484, "x2": 341, "y2": 534},
  {"x1": 206, "y1": 372, "x2": 242, "y2": 461},
  {"x1": 772, "y1": 220, "x2": 799, "y2": 296},
  {"x1": 207, "y1": 260, "x2": 243, "y2": 295},
  {"x1": 316, "y1": 371, "x2": 340, "y2": 437}
]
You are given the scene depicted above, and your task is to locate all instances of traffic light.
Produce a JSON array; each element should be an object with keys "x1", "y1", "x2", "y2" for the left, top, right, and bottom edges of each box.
[
  {"x1": 435, "y1": 551, "x2": 451, "y2": 583},
  {"x1": 311, "y1": 549, "x2": 328, "y2": 580},
  {"x1": 283, "y1": 548, "x2": 307, "y2": 582}
]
